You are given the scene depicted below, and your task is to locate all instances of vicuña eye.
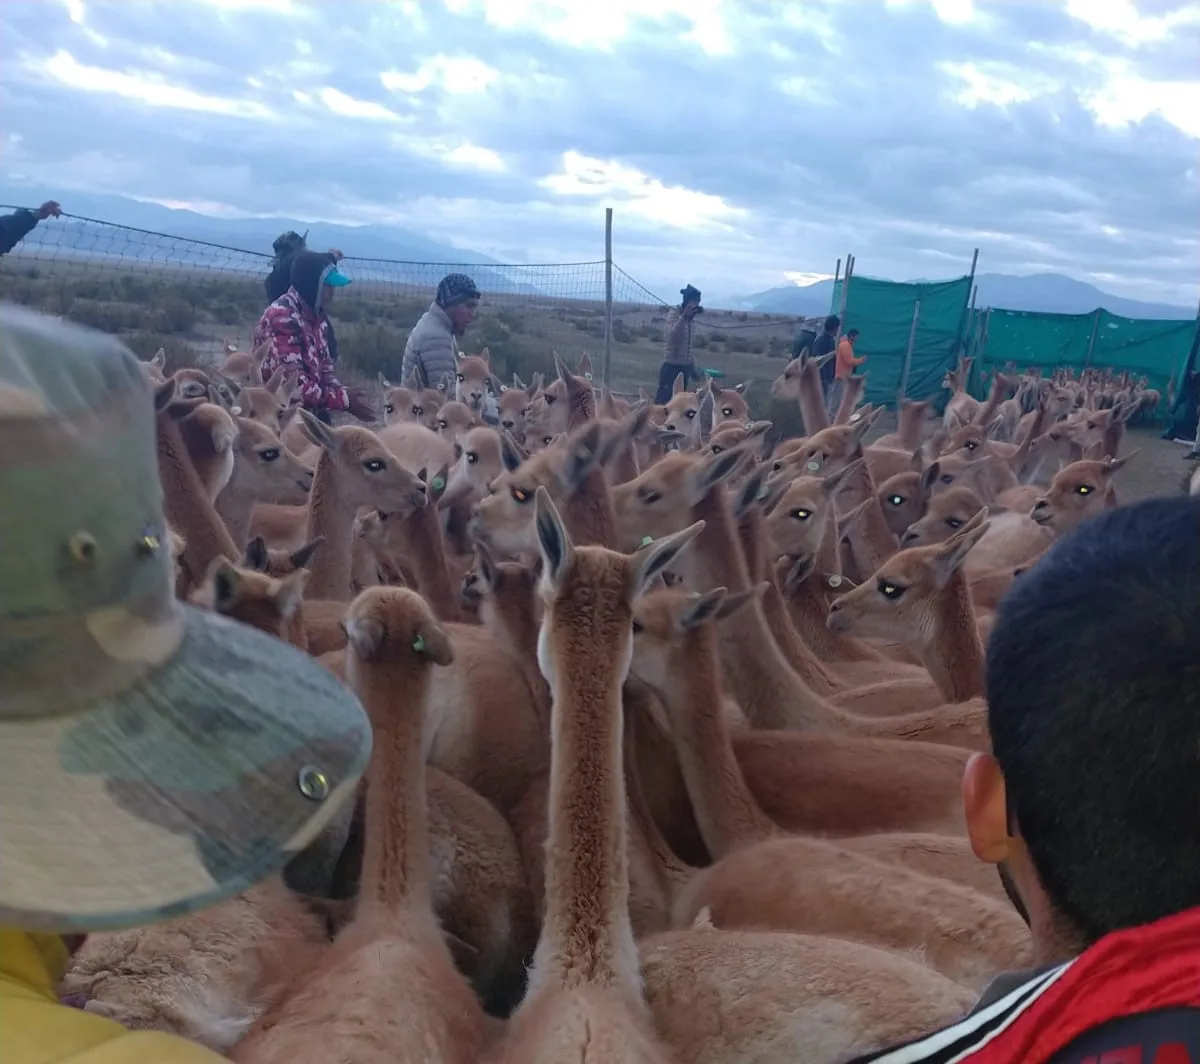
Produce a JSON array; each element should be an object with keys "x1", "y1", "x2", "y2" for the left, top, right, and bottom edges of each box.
[
  {"x1": 791, "y1": 508, "x2": 811, "y2": 521},
  {"x1": 259, "y1": 449, "x2": 280, "y2": 462},
  {"x1": 877, "y1": 580, "x2": 905, "y2": 601},
  {"x1": 364, "y1": 459, "x2": 386, "y2": 473}
]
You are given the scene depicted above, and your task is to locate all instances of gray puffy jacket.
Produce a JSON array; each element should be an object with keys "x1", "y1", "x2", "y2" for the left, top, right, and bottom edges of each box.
[{"x1": 401, "y1": 302, "x2": 459, "y2": 390}]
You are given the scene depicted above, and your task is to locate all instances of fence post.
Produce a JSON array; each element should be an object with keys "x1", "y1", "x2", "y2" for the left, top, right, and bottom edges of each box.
[
  {"x1": 837, "y1": 253, "x2": 854, "y2": 337},
  {"x1": 1084, "y1": 307, "x2": 1101, "y2": 369},
  {"x1": 602, "y1": 207, "x2": 613, "y2": 389},
  {"x1": 898, "y1": 299, "x2": 921, "y2": 400}
]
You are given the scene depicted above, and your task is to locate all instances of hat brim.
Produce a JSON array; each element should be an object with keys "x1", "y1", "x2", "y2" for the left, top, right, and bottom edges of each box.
[
  {"x1": 323, "y1": 267, "x2": 352, "y2": 288},
  {"x1": 0, "y1": 606, "x2": 370, "y2": 933}
]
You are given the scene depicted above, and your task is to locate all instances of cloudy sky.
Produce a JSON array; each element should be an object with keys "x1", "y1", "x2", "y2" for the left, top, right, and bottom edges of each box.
[{"x1": 1, "y1": 0, "x2": 1197, "y2": 304}]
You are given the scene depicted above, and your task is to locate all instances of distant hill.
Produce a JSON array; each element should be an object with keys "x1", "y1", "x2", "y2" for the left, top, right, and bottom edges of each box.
[
  {"x1": 0, "y1": 183, "x2": 541, "y2": 295},
  {"x1": 736, "y1": 272, "x2": 1195, "y2": 321}
]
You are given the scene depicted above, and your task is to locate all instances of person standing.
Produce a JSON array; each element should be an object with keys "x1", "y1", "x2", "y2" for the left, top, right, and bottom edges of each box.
[
  {"x1": 0, "y1": 200, "x2": 62, "y2": 257},
  {"x1": 655, "y1": 284, "x2": 703, "y2": 404},
  {"x1": 809, "y1": 314, "x2": 840, "y2": 409},
  {"x1": 828, "y1": 326, "x2": 865, "y2": 417},
  {"x1": 252, "y1": 250, "x2": 374, "y2": 424}
]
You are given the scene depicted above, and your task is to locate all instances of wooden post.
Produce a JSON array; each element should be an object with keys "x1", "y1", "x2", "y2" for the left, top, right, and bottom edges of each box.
[
  {"x1": 602, "y1": 207, "x2": 613, "y2": 389},
  {"x1": 898, "y1": 299, "x2": 921, "y2": 400}
]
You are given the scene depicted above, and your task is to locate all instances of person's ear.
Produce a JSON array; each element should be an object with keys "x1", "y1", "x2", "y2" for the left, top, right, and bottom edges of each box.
[{"x1": 962, "y1": 752, "x2": 1012, "y2": 864}]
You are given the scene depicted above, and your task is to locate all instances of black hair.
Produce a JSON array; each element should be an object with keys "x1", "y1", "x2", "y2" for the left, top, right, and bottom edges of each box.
[
  {"x1": 846, "y1": 328, "x2": 860, "y2": 339},
  {"x1": 823, "y1": 315, "x2": 840, "y2": 333},
  {"x1": 986, "y1": 496, "x2": 1200, "y2": 943}
]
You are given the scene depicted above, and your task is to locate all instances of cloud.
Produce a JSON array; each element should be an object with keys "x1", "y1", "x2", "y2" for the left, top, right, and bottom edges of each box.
[{"x1": 0, "y1": 0, "x2": 1196, "y2": 306}]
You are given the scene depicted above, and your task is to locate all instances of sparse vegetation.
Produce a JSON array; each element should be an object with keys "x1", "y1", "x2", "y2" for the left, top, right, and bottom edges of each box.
[{"x1": 0, "y1": 255, "x2": 810, "y2": 418}]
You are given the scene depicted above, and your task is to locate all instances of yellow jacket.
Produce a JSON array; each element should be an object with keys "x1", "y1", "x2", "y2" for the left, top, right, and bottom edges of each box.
[{"x1": 0, "y1": 929, "x2": 226, "y2": 1064}]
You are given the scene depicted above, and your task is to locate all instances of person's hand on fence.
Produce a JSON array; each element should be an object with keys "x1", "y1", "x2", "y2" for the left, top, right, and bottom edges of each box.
[
  {"x1": 36, "y1": 201, "x2": 62, "y2": 220},
  {"x1": 347, "y1": 387, "x2": 376, "y2": 423},
  {"x1": 328, "y1": 248, "x2": 344, "y2": 262}
]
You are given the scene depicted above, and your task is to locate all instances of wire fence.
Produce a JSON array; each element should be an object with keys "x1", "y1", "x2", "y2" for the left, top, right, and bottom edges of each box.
[{"x1": 0, "y1": 208, "x2": 820, "y2": 406}]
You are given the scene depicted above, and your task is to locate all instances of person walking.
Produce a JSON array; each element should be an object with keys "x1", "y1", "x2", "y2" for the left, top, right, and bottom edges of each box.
[
  {"x1": 827, "y1": 326, "x2": 865, "y2": 418},
  {"x1": 655, "y1": 284, "x2": 703, "y2": 405}
]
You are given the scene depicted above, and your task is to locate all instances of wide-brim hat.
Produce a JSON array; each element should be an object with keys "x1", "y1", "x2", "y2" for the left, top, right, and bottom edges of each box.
[{"x1": 0, "y1": 305, "x2": 372, "y2": 933}]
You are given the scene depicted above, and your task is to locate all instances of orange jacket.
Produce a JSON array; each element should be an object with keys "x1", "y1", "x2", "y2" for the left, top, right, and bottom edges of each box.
[{"x1": 835, "y1": 337, "x2": 865, "y2": 379}]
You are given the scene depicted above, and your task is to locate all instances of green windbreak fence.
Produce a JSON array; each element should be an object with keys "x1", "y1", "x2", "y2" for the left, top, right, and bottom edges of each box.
[
  {"x1": 829, "y1": 275, "x2": 972, "y2": 406},
  {"x1": 972, "y1": 309, "x2": 1198, "y2": 401}
]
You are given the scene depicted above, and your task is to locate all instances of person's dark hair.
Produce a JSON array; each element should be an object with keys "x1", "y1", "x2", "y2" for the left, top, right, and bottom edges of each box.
[
  {"x1": 846, "y1": 328, "x2": 860, "y2": 340},
  {"x1": 986, "y1": 496, "x2": 1200, "y2": 944},
  {"x1": 823, "y1": 315, "x2": 840, "y2": 333},
  {"x1": 289, "y1": 250, "x2": 339, "y2": 310}
]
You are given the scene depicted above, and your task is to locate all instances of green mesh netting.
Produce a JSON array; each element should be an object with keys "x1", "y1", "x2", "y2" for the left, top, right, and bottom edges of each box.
[
  {"x1": 972, "y1": 309, "x2": 1197, "y2": 400},
  {"x1": 829, "y1": 275, "x2": 972, "y2": 407}
]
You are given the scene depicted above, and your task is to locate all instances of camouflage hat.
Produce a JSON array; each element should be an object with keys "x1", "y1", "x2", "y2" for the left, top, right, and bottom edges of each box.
[{"x1": 0, "y1": 304, "x2": 372, "y2": 933}]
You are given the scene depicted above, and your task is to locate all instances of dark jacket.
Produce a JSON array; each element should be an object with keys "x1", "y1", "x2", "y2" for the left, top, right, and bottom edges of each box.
[
  {"x1": 812, "y1": 330, "x2": 838, "y2": 385},
  {"x1": 0, "y1": 209, "x2": 40, "y2": 257}
]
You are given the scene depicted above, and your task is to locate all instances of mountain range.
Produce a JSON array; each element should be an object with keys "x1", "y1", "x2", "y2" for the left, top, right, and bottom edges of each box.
[
  {"x1": 733, "y1": 273, "x2": 1195, "y2": 321},
  {"x1": 2, "y1": 182, "x2": 1193, "y2": 319}
]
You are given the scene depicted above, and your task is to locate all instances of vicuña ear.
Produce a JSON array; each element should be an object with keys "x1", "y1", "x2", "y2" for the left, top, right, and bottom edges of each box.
[
  {"x1": 289, "y1": 536, "x2": 324, "y2": 570},
  {"x1": 242, "y1": 536, "x2": 270, "y2": 572},
  {"x1": 630, "y1": 521, "x2": 705, "y2": 598},
  {"x1": 534, "y1": 486, "x2": 574, "y2": 592},
  {"x1": 208, "y1": 558, "x2": 242, "y2": 610},
  {"x1": 931, "y1": 510, "x2": 990, "y2": 588},
  {"x1": 298, "y1": 409, "x2": 336, "y2": 452},
  {"x1": 676, "y1": 587, "x2": 728, "y2": 632}
]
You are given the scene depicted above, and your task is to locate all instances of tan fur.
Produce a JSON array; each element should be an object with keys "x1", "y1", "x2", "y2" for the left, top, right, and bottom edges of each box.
[
  {"x1": 153, "y1": 383, "x2": 241, "y2": 598},
  {"x1": 1031, "y1": 455, "x2": 1130, "y2": 537},
  {"x1": 377, "y1": 420, "x2": 457, "y2": 479},
  {"x1": 707, "y1": 381, "x2": 750, "y2": 431},
  {"x1": 829, "y1": 511, "x2": 991, "y2": 705},
  {"x1": 232, "y1": 588, "x2": 486, "y2": 1064},
  {"x1": 614, "y1": 448, "x2": 990, "y2": 748},
  {"x1": 62, "y1": 877, "x2": 328, "y2": 1053},
  {"x1": 677, "y1": 835, "x2": 1031, "y2": 991},
  {"x1": 175, "y1": 401, "x2": 239, "y2": 502},
  {"x1": 769, "y1": 351, "x2": 830, "y2": 435},
  {"x1": 253, "y1": 413, "x2": 428, "y2": 600},
  {"x1": 455, "y1": 348, "x2": 493, "y2": 414},
  {"x1": 215, "y1": 418, "x2": 313, "y2": 548},
  {"x1": 487, "y1": 490, "x2": 698, "y2": 1064},
  {"x1": 641, "y1": 926, "x2": 976, "y2": 1063}
]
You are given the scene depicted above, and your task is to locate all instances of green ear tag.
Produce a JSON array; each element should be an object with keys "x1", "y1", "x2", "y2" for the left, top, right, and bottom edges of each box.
[
  {"x1": 412, "y1": 634, "x2": 426, "y2": 654},
  {"x1": 432, "y1": 475, "x2": 446, "y2": 492},
  {"x1": 640, "y1": 536, "x2": 654, "y2": 547},
  {"x1": 806, "y1": 460, "x2": 820, "y2": 472},
  {"x1": 827, "y1": 574, "x2": 843, "y2": 589}
]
